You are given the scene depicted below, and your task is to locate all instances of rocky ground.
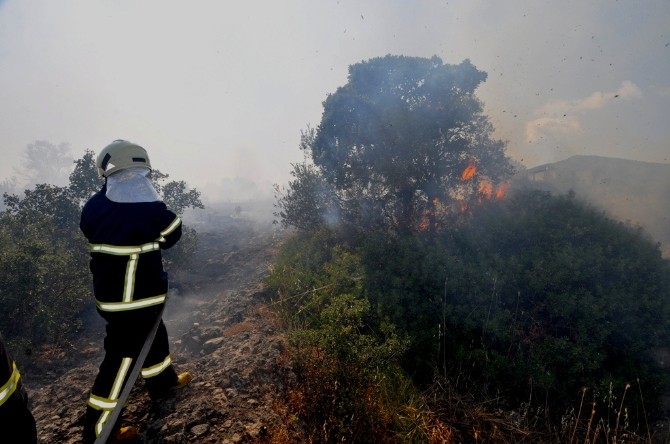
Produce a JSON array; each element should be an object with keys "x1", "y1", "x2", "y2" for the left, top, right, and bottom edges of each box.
[{"x1": 23, "y1": 210, "x2": 297, "y2": 443}]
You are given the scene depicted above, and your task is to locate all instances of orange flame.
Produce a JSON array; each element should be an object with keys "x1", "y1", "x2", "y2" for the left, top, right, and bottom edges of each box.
[
  {"x1": 478, "y1": 180, "x2": 509, "y2": 200},
  {"x1": 418, "y1": 198, "x2": 448, "y2": 231},
  {"x1": 478, "y1": 181, "x2": 494, "y2": 198},
  {"x1": 461, "y1": 161, "x2": 477, "y2": 181},
  {"x1": 495, "y1": 182, "x2": 508, "y2": 199}
]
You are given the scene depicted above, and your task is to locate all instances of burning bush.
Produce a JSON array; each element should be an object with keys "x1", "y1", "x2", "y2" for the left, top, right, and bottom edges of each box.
[
  {"x1": 268, "y1": 189, "x2": 670, "y2": 440},
  {"x1": 365, "y1": 189, "x2": 670, "y2": 425}
]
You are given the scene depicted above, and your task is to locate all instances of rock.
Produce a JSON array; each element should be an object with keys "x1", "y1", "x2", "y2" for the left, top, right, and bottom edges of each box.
[
  {"x1": 202, "y1": 336, "x2": 226, "y2": 354},
  {"x1": 190, "y1": 423, "x2": 209, "y2": 436}
]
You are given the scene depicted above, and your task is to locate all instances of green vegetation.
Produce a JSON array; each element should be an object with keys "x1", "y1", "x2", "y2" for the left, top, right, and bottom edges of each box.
[
  {"x1": 0, "y1": 148, "x2": 203, "y2": 355},
  {"x1": 269, "y1": 192, "x2": 670, "y2": 442},
  {"x1": 268, "y1": 55, "x2": 670, "y2": 442},
  {"x1": 440, "y1": 191, "x2": 670, "y2": 411},
  {"x1": 267, "y1": 229, "x2": 411, "y2": 442}
]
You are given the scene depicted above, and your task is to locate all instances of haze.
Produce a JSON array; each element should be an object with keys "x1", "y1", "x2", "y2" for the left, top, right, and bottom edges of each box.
[{"x1": 0, "y1": 0, "x2": 668, "y2": 201}]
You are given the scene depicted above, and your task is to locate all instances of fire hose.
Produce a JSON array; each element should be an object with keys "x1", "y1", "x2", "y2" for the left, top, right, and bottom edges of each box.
[{"x1": 93, "y1": 300, "x2": 166, "y2": 444}]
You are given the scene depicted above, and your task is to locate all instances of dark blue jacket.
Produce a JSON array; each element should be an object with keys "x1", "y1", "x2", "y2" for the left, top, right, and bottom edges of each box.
[{"x1": 80, "y1": 186, "x2": 181, "y2": 313}]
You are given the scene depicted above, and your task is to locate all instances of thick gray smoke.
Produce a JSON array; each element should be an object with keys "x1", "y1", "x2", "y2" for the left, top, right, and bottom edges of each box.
[{"x1": 515, "y1": 155, "x2": 670, "y2": 256}]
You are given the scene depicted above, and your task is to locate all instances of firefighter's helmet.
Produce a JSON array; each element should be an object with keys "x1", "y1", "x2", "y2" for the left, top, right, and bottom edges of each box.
[{"x1": 96, "y1": 140, "x2": 152, "y2": 178}]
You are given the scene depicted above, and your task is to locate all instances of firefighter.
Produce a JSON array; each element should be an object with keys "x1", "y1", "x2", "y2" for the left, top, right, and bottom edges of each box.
[
  {"x1": 80, "y1": 140, "x2": 192, "y2": 443},
  {"x1": 0, "y1": 332, "x2": 37, "y2": 444}
]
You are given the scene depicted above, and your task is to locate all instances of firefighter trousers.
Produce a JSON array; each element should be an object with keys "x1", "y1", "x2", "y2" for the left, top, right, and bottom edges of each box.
[
  {"x1": 0, "y1": 387, "x2": 37, "y2": 444},
  {"x1": 83, "y1": 306, "x2": 178, "y2": 443}
]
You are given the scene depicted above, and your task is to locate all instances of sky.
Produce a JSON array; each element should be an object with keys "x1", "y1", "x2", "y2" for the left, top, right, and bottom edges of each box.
[{"x1": 0, "y1": 0, "x2": 668, "y2": 201}]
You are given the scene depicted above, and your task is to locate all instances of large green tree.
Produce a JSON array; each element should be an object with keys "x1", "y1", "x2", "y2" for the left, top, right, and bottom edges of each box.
[
  {"x1": 292, "y1": 54, "x2": 514, "y2": 233},
  {"x1": 0, "y1": 182, "x2": 90, "y2": 350}
]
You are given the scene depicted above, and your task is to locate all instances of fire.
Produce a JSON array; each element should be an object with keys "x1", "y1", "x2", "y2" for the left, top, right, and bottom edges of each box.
[
  {"x1": 478, "y1": 181, "x2": 494, "y2": 198},
  {"x1": 417, "y1": 176, "x2": 511, "y2": 231},
  {"x1": 418, "y1": 198, "x2": 448, "y2": 232},
  {"x1": 478, "y1": 180, "x2": 509, "y2": 200},
  {"x1": 459, "y1": 161, "x2": 508, "y2": 199},
  {"x1": 461, "y1": 161, "x2": 477, "y2": 181},
  {"x1": 495, "y1": 182, "x2": 508, "y2": 199}
]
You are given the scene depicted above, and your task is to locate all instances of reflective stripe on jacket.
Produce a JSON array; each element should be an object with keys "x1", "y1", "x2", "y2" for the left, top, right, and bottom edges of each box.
[
  {"x1": 87, "y1": 241, "x2": 167, "y2": 312},
  {"x1": 0, "y1": 362, "x2": 21, "y2": 407},
  {"x1": 80, "y1": 186, "x2": 182, "y2": 313}
]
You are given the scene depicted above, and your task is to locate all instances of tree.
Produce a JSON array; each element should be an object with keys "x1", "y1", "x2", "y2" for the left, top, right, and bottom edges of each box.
[
  {"x1": 0, "y1": 177, "x2": 19, "y2": 211},
  {"x1": 301, "y1": 54, "x2": 514, "y2": 233},
  {"x1": 0, "y1": 182, "x2": 90, "y2": 350},
  {"x1": 0, "y1": 213, "x2": 90, "y2": 348},
  {"x1": 68, "y1": 149, "x2": 103, "y2": 205},
  {"x1": 3, "y1": 184, "x2": 81, "y2": 243},
  {"x1": 157, "y1": 178, "x2": 205, "y2": 216},
  {"x1": 18, "y1": 141, "x2": 74, "y2": 187},
  {"x1": 275, "y1": 128, "x2": 341, "y2": 231}
]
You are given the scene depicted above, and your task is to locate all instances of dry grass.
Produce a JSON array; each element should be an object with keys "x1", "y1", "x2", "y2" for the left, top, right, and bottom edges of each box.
[
  {"x1": 417, "y1": 378, "x2": 660, "y2": 444},
  {"x1": 258, "y1": 326, "x2": 660, "y2": 444},
  {"x1": 261, "y1": 344, "x2": 664, "y2": 444},
  {"x1": 223, "y1": 321, "x2": 255, "y2": 336}
]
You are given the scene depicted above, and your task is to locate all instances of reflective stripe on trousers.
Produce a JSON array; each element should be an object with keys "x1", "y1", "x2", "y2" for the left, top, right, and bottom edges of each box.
[
  {"x1": 141, "y1": 355, "x2": 172, "y2": 378},
  {"x1": 87, "y1": 357, "x2": 132, "y2": 437}
]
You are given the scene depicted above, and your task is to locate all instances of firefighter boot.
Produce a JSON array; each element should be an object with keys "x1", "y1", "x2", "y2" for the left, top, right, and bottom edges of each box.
[
  {"x1": 148, "y1": 371, "x2": 192, "y2": 400},
  {"x1": 174, "y1": 371, "x2": 192, "y2": 390},
  {"x1": 110, "y1": 425, "x2": 139, "y2": 443}
]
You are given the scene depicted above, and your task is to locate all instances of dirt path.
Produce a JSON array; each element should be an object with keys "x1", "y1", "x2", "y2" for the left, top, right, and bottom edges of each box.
[{"x1": 24, "y1": 220, "x2": 294, "y2": 443}]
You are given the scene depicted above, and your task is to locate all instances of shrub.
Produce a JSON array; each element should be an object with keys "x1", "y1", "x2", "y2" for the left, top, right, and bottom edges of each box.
[
  {"x1": 439, "y1": 191, "x2": 670, "y2": 415},
  {"x1": 268, "y1": 190, "x2": 670, "y2": 439},
  {"x1": 266, "y1": 230, "x2": 409, "y2": 441},
  {"x1": 0, "y1": 213, "x2": 90, "y2": 351}
]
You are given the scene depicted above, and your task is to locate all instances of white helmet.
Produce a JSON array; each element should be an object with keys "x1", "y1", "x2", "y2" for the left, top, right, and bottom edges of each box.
[{"x1": 96, "y1": 139, "x2": 152, "y2": 178}]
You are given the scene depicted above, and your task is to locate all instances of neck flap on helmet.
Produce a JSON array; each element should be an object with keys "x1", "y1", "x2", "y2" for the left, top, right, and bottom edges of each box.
[{"x1": 105, "y1": 167, "x2": 161, "y2": 203}]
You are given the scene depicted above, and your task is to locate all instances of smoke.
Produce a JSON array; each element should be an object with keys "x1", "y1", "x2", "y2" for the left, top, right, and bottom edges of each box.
[
  {"x1": 526, "y1": 81, "x2": 643, "y2": 144},
  {"x1": 523, "y1": 81, "x2": 646, "y2": 165},
  {"x1": 518, "y1": 155, "x2": 670, "y2": 257},
  {"x1": 525, "y1": 116, "x2": 582, "y2": 145},
  {"x1": 16, "y1": 141, "x2": 74, "y2": 188},
  {"x1": 201, "y1": 177, "x2": 274, "y2": 203}
]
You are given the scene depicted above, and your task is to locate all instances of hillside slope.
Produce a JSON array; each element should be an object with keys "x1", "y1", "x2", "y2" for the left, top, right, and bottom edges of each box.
[{"x1": 518, "y1": 155, "x2": 670, "y2": 256}]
